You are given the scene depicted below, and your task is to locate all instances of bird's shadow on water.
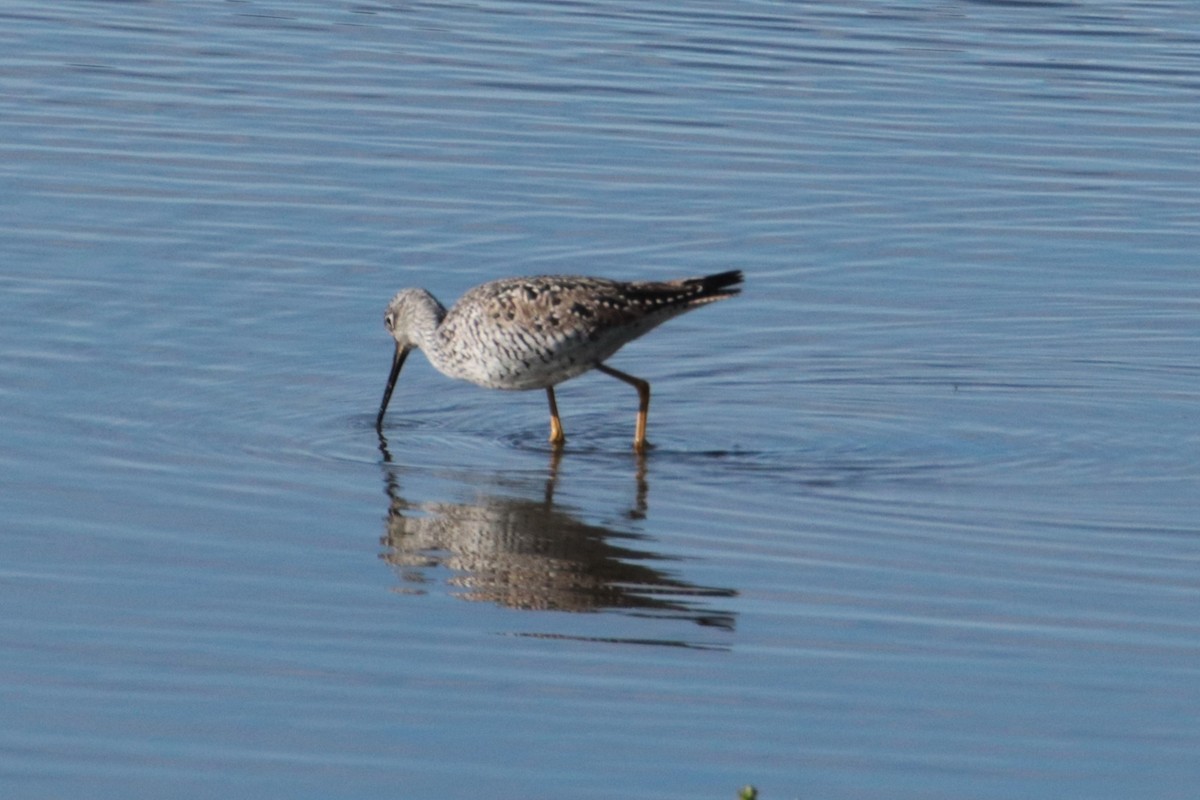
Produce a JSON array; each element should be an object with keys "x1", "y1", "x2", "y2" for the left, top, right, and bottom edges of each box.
[{"x1": 374, "y1": 431, "x2": 738, "y2": 648}]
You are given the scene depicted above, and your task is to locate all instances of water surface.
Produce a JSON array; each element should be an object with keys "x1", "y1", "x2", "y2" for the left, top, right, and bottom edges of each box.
[{"x1": 2, "y1": 1, "x2": 1198, "y2": 798}]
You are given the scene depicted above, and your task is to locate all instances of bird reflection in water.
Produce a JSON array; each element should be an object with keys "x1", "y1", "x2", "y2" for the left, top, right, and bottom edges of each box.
[{"x1": 377, "y1": 433, "x2": 736, "y2": 636}]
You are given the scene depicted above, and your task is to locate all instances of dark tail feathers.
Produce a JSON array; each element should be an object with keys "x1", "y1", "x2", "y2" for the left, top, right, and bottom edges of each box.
[{"x1": 684, "y1": 270, "x2": 743, "y2": 299}]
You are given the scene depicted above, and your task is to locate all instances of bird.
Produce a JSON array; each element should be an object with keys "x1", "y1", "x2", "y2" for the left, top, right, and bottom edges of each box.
[{"x1": 375, "y1": 270, "x2": 743, "y2": 452}]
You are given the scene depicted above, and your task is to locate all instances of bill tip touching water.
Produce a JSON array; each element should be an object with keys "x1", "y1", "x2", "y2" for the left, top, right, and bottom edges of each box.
[{"x1": 375, "y1": 270, "x2": 743, "y2": 452}]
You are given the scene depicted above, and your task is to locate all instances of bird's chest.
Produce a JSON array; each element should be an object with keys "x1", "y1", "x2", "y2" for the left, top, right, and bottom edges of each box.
[{"x1": 432, "y1": 316, "x2": 582, "y2": 390}]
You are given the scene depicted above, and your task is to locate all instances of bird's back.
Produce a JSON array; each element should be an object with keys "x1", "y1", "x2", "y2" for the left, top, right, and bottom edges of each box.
[{"x1": 432, "y1": 272, "x2": 742, "y2": 390}]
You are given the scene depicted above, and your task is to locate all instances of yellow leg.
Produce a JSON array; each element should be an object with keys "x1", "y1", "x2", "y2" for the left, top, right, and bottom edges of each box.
[
  {"x1": 546, "y1": 386, "x2": 565, "y2": 446},
  {"x1": 596, "y1": 364, "x2": 651, "y2": 453}
]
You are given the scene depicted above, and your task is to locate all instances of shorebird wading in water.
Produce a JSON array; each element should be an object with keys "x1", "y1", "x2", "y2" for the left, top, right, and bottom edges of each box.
[{"x1": 375, "y1": 270, "x2": 743, "y2": 452}]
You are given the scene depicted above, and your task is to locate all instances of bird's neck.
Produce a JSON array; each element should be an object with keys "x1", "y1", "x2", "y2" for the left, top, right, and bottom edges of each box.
[{"x1": 407, "y1": 291, "x2": 449, "y2": 359}]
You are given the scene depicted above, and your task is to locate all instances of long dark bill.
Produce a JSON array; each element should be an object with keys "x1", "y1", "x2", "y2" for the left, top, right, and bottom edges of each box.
[{"x1": 375, "y1": 343, "x2": 410, "y2": 430}]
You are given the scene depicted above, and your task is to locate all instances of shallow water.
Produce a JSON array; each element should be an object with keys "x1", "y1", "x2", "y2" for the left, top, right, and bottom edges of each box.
[{"x1": 3, "y1": 1, "x2": 1199, "y2": 798}]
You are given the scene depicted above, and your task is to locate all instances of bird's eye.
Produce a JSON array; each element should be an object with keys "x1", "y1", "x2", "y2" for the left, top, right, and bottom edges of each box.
[{"x1": 384, "y1": 312, "x2": 394, "y2": 331}]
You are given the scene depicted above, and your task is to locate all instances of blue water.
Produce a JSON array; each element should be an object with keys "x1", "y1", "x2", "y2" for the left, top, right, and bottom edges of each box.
[{"x1": 2, "y1": 1, "x2": 1198, "y2": 798}]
